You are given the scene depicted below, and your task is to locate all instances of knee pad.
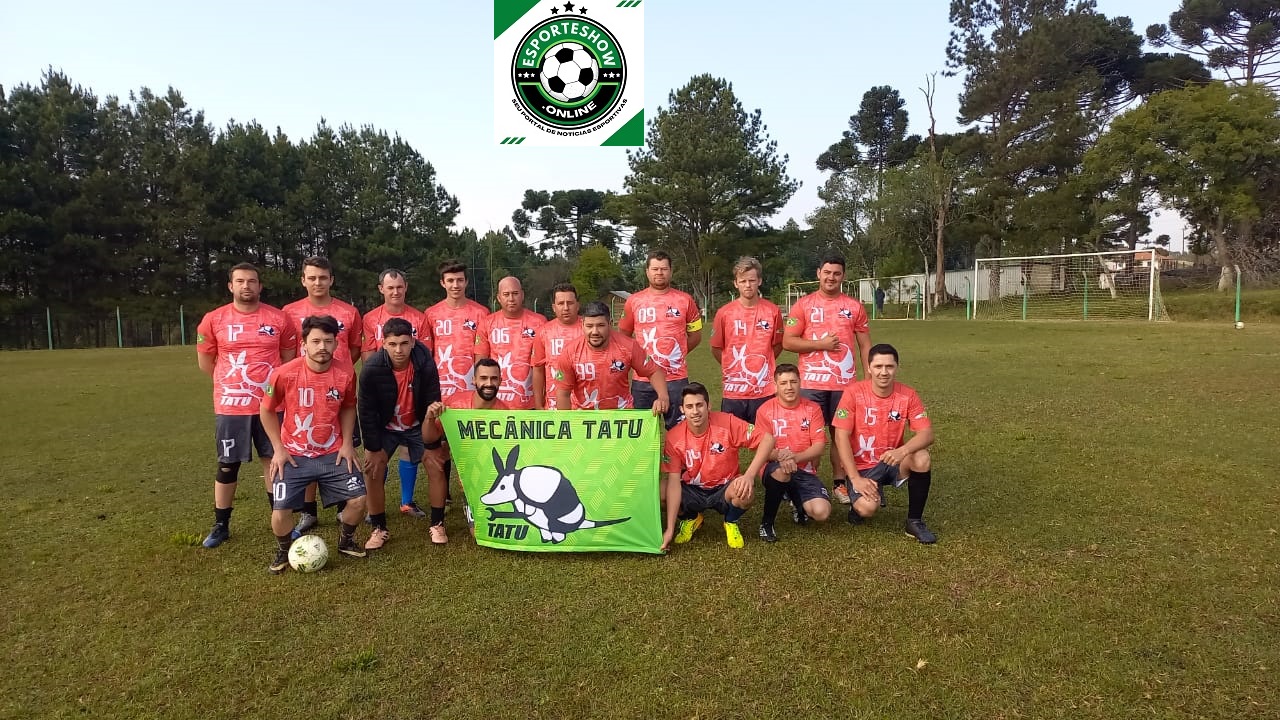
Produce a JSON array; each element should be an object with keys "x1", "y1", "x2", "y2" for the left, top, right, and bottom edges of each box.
[{"x1": 216, "y1": 462, "x2": 241, "y2": 485}]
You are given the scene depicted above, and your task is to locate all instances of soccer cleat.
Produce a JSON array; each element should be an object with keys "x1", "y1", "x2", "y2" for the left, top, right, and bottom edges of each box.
[
  {"x1": 290, "y1": 512, "x2": 318, "y2": 540},
  {"x1": 904, "y1": 519, "x2": 937, "y2": 544},
  {"x1": 400, "y1": 502, "x2": 427, "y2": 518},
  {"x1": 203, "y1": 523, "x2": 230, "y2": 549},
  {"x1": 337, "y1": 535, "x2": 367, "y2": 558},
  {"x1": 833, "y1": 483, "x2": 852, "y2": 505},
  {"x1": 364, "y1": 528, "x2": 389, "y2": 550},
  {"x1": 757, "y1": 524, "x2": 778, "y2": 543},
  {"x1": 880, "y1": 489, "x2": 888, "y2": 508},
  {"x1": 673, "y1": 514, "x2": 703, "y2": 544},
  {"x1": 847, "y1": 508, "x2": 865, "y2": 526},
  {"x1": 792, "y1": 503, "x2": 810, "y2": 526},
  {"x1": 724, "y1": 522, "x2": 745, "y2": 549},
  {"x1": 429, "y1": 523, "x2": 448, "y2": 545},
  {"x1": 268, "y1": 549, "x2": 290, "y2": 574}
]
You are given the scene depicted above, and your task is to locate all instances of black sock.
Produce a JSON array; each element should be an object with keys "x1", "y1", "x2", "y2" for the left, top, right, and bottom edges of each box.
[
  {"x1": 761, "y1": 476, "x2": 784, "y2": 527},
  {"x1": 266, "y1": 491, "x2": 273, "y2": 508},
  {"x1": 303, "y1": 501, "x2": 317, "y2": 516},
  {"x1": 430, "y1": 506, "x2": 445, "y2": 525},
  {"x1": 725, "y1": 506, "x2": 746, "y2": 523},
  {"x1": 276, "y1": 534, "x2": 292, "y2": 552},
  {"x1": 214, "y1": 507, "x2": 232, "y2": 526},
  {"x1": 340, "y1": 522, "x2": 358, "y2": 539},
  {"x1": 369, "y1": 512, "x2": 387, "y2": 531},
  {"x1": 907, "y1": 470, "x2": 931, "y2": 520}
]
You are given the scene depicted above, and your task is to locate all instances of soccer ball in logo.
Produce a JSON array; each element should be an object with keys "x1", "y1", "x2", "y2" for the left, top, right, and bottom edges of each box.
[
  {"x1": 288, "y1": 535, "x2": 329, "y2": 573},
  {"x1": 540, "y1": 42, "x2": 599, "y2": 103}
]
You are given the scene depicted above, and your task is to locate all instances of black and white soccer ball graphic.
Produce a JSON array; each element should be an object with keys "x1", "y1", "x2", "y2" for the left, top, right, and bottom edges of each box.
[{"x1": 540, "y1": 42, "x2": 599, "y2": 103}]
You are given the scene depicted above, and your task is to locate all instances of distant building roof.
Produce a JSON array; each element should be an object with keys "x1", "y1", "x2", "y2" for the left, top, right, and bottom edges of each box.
[{"x1": 604, "y1": 290, "x2": 630, "y2": 300}]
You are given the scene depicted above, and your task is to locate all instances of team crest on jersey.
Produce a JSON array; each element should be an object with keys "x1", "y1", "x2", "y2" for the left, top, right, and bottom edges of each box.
[
  {"x1": 609, "y1": 360, "x2": 626, "y2": 373},
  {"x1": 326, "y1": 388, "x2": 341, "y2": 402},
  {"x1": 838, "y1": 308, "x2": 853, "y2": 319},
  {"x1": 665, "y1": 306, "x2": 681, "y2": 318},
  {"x1": 709, "y1": 442, "x2": 726, "y2": 454},
  {"x1": 197, "y1": 333, "x2": 207, "y2": 343},
  {"x1": 755, "y1": 320, "x2": 772, "y2": 331},
  {"x1": 800, "y1": 418, "x2": 811, "y2": 430},
  {"x1": 836, "y1": 408, "x2": 849, "y2": 419},
  {"x1": 258, "y1": 325, "x2": 277, "y2": 336},
  {"x1": 336, "y1": 320, "x2": 346, "y2": 332},
  {"x1": 553, "y1": 369, "x2": 565, "y2": 381},
  {"x1": 785, "y1": 317, "x2": 798, "y2": 326},
  {"x1": 463, "y1": 319, "x2": 478, "y2": 331},
  {"x1": 888, "y1": 410, "x2": 903, "y2": 422},
  {"x1": 521, "y1": 327, "x2": 537, "y2": 338}
]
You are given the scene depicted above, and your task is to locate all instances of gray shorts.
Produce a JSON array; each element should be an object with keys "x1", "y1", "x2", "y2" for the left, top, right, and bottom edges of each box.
[
  {"x1": 800, "y1": 389, "x2": 844, "y2": 426},
  {"x1": 849, "y1": 461, "x2": 906, "y2": 501},
  {"x1": 679, "y1": 483, "x2": 732, "y2": 517},
  {"x1": 379, "y1": 425, "x2": 425, "y2": 464},
  {"x1": 633, "y1": 377, "x2": 688, "y2": 429},
  {"x1": 721, "y1": 396, "x2": 771, "y2": 424},
  {"x1": 271, "y1": 453, "x2": 367, "y2": 511},
  {"x1": 763, "y1": 464, "x2": 830, "y2": 504},
  {"x1": 214, "y1": 414, "x2": 273, "y2": 464}
]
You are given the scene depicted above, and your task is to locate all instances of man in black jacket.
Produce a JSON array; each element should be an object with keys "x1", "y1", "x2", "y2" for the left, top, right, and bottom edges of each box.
[{"x1": 359, "y1": 318, "x2": 442, "y2": 549}]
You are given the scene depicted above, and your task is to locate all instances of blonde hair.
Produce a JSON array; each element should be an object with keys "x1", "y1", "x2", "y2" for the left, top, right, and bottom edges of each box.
[{"x1": 732, "y1": 256, "x2": 762, "y2": 278}]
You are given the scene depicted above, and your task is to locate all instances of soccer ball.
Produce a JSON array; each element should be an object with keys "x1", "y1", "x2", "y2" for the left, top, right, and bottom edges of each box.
[
  {"x1": 288, "y1": 535, "x2": 328, "y2": 573},
  {"x1": 539, "y1": 42, "x2": 599, "y2": 103},
  {"x1": 1235, "y1": 321, "x2": 1244, "y2": 329}
]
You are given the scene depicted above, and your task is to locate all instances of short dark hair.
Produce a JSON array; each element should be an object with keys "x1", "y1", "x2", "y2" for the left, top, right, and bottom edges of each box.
[
  {"x1": 438, "y1": 259, "x2": 467, "y2": 277},
  {"x1": 819, "y1": 253, "x2": 846, "y2": 271},
  {"x1": 381, "y1": 318, "x2": 414, "y2": 339},
  {"x1": 774, "y1": 363, "x2": 800, "y2": 379},
  {"x1": 301, "y1": 315, "x2": 339, "y2": 340},
  {"x1": 302, "y1": 256, "x2": 332, "y2": 273},
  {"x1": 582, "y1": 301, "x2": 610, "y2": 319},
  {"x1": 474, "y1": 357, "x2": 501, "y2": 373},
  {"x1": 378, "y1": 268, "x2": 407, "y2": 285},
  {"x1": 552, "y1": 282, "x2": 578, "y2": 299},
  {"x1": 646, "y1": 250, "x2": 672, "y2": 267},
  {"x1": 868, "y1": 343, "x2": 899, "y2": 364},
  {"x1": 681, "y1": 382, "x2": 710, "y2": 404},
  {"x1": 229, "y1": 262, "x2": 259, "y2": 280}
]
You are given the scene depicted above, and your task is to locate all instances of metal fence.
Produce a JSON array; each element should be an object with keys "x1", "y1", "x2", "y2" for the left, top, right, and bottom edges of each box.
[{"x1": 0, "y1": 305, "x2": 208, "y2": 350}]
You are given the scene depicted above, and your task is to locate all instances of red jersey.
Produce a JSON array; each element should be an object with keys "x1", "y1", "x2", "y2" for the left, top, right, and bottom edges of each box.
[
  {"x1": 196, "y1": 303, "x2": 296, "y2": 415},
  {"x1": 362, "y1": 304, "x2": 427, "y2": 355},
  {"x1": 618, "y1": 287, "x2": 703, "y2": 382},
  {"x1": 553, "y1": 333, "x2": 657, "y2": 410},
  {"x1": 388, "y1": 365, "x2": 417, "y2": 430},
  {"x1": 281, "y1": 297, "x2": 362, "y2": 366},
  {"x1": 423, "y1": 299, "x2": 489, "y2": 401},
  {"x1": 784, "y1": 292, "x2": 870, "y2": 391},
  {"x1": 531, "y1": 319, "x2": 585, "y2": 409},
  {"x1": 710, "y1": 298, "x2": 783, "y2": 400},
  {"x1": 262, "y1": 357, "x2": 357, "y2": 458},
  {"x1": 475, "y1": 309, "x2": 546, "y2": 410},
  {"x1": 661, "y1": 412, "x2": 763, "y2": 490},
  {"x1": 755, "y1": 397, "x2": 826, "y2": 475},
  {"x1": 831, "y1": 380, "x2": 931, "y2": 471}
]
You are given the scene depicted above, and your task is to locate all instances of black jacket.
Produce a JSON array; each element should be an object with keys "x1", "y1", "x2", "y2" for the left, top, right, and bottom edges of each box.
[{"x1": 358, "y1": 340, "x2": 441, "y2": 452}]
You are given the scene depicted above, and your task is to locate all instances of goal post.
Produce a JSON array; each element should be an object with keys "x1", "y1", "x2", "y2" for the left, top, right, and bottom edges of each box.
[{"x1": 972, "y1": 250, "x2": 1170, "y2": 321}]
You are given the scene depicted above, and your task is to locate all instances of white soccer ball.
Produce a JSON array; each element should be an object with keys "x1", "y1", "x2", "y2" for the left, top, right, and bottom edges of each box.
[
  {"x1": 539, "y1": 42, "x2": 599, "y2": 103},
  {"x1": 288, "y1": 535, "x2": 328, "y2": 573},
  {"x1": 1235, "y1": 321, "x2": 1244, "y2": 329}
]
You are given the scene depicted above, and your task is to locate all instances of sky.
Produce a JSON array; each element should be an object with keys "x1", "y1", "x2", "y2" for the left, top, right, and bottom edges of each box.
[{"x1": 2, "y1": 0, "x2": 1190, "y2": 251}]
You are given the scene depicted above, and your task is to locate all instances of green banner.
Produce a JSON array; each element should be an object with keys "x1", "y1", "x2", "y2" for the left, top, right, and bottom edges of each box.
[{"x1": 442, "y1": 409, "x2": 662, "y2": 554}]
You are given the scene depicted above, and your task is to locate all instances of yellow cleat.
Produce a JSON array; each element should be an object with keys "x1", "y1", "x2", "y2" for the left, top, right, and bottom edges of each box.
[
  {"x1": 674, "y1": 514, "x2": 703, "y2": 544},
  {"x1": 724, "y1": 521, "x2": 745, "y2": 549}
]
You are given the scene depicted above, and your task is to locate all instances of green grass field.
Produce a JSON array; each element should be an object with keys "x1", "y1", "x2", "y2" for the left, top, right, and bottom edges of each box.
[{"x1": 3, "y1": 321, "x2": 1278, "y2": 719}]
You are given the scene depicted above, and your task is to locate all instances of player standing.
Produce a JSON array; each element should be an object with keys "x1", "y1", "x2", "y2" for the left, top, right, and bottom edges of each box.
[
  {"x1": 831, "y1": 344, "x2": 937, "y2": 543},
  {"x1": 361, "y1": 269, "x2": 426, "y2": 354},
  {"x1": 754, "y1": 364, "x2": 833, "y2": 542},
  {"x1": 531, "y1": 283, "x2": 584, "y2": 409},
  {"x1": 260, "y1": 315, "x2": 367, "y2": 573},
  {"x1": 475, "y1": 276, "x2": 546, "y2": 410},
  {"x1": 710, "y1": 256, "x2": 783, "y2": 424},
  {"x1": 618, "y1": 250, "x2": 702, "y2": 428},
  {"x1": 553, "y1": 302, "x2": 669, "y2": 415},
  {"x1": 196, "y1": 263, "x2": 297, "y2": 549},
  {"x1": 781, "y1": 254, "x2": 872, "y2": 504}
]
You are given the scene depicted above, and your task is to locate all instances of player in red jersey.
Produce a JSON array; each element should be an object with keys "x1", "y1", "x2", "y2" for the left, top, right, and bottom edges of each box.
[
  {"x1": 782, "y1": 254, "x2": 872, "y2": 504},
  {"x1": 260, "y1": 315, "x2": 367, "y2": 572},
  {"x1": 618, "y1": 250, "x2": 702, "y2": 428},
  {"x1": 754, "y1": 364, "x2": 833, "y2": 542},
  {"x1": 711, "y1": 256, "x2": 784, "y2": 424},
  {"x1": 831, "y1": 344, "x2": 937, "y2": 544},
  {"x1": 660, "y1": 383, "x2": 775, "y2": 551},
  {"x1": 196, "y1": 263, "x2": 297, "y2": 549},
  {"x1": 423, "y1": 259, "x2": 489, "y2": 402},
  {"x1": 476, "y1": 276, "x2": 546, "y2": 410},
  {"x1": 281, "y1": 256, "x2": 363, "y2": 537},
  {"x1": 553, "y1": 302, "x2": 669, "y2": 415},
  {"x1": 531, "y1": 282, "x2": 584, "y2": 409},
  {"x1": 361, "y1": 269, "x2": 427, "y2": 356},
  {"x1": 422, "y1": 358, "x2": 509, "y2": 539}
]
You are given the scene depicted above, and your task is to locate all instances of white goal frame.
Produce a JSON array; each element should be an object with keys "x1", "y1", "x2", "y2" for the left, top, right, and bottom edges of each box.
[{"x1": 971, "y1": 249, "x2": 1169, "y2": 321}]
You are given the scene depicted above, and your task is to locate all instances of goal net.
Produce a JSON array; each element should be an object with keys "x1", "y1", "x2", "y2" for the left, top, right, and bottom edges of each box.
[
  {"x1": 784, "y1": 280, "x2": 864, "y2": 316},
  {"x1": 852, "y1": 275, "x2": 926, "y2": 320},
  {"x1": 972, "y1": 250, "x2": 1170, "y2": 321}
]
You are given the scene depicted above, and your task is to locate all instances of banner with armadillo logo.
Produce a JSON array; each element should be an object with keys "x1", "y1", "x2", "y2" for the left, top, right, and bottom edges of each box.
[
  {"x1": 442, "y1": 409, "x2": 662, "y2": 553},
  {"x1": 494, "y1": 0, "x2": 645, "y2": 146}
]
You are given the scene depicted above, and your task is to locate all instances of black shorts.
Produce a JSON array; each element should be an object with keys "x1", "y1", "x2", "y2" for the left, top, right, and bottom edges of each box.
[
  {"x1": 721, "y1": 396, "x2": 772, "y2": 424},
  {"x1": 271, "y1": 453, "x2": 367, "y2": 511},
  {"x1": 214, "y1": 414, "x2": 273, "y2": 464},
  {"x1": 848, "y1": 461, "x2": 906, "y2": 502},
  {"x1": 632, "y1": 378, "x2": 687, "y2": 429},
  {"x1": 679, "y1": 483, "x2": 732, "y2": 517},
  {"x1": 762, "y1": 464, "x2": 830, "y2": 504},
  {"x1": 379, "y1": 425, "x2": 425, "y2": 464},
  {"x1": 800, "y1": 389, "x2": 844, "y2": 426}
]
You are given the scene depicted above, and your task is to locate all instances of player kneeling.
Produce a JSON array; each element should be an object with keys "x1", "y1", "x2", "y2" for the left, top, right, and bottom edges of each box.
[
  {"x1": 261, "y1": 316, "x2": 369, "y2": 573},
  {"x1": 832, "y1": 343, "x2": 937, "y2": 543},
  {"x1": 755, "y1": 364, "x2": 832, "y2": 542}
]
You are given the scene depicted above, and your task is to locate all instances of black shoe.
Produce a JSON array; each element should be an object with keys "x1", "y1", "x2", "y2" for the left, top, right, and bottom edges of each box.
[
  {"x1": 792, "y1": 503, "x2": 810, "y2": 526},
  {"x1": 879, "y1": 487, "x2": 888, "y2": 507},
  {"x1": 268, "y1": 548, "x2": 290, "y2": 574},
  {"x1": 337, "y1": 534, "x2": 367, "y2": 558},
  {"x1": 757, "y1": 524, "x2": 778, "y2": 543},
  {"x1": 846, "y1": 508, "x2": 865, "y2": 526},
  {"x1": 203, "y1": 522, "x2": 230, "y2": 549},
  {"x1": 904, "y1": 519, "x2": 937, "y2": 544}
]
